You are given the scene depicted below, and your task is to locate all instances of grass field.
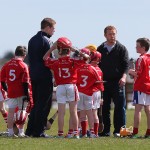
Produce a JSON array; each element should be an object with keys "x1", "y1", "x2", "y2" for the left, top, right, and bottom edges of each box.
[{"x1": 0, "y1": 109, "x2": 149, "y2": 150}]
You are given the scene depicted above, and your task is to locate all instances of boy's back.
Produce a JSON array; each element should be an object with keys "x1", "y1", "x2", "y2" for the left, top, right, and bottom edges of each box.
[
  {"x1": 77, "y1": 63, "x2": 101, "y2": 96},
  {"x1": 45, "y1": 56, "x2": 83, "y2": 85},
  {"x1": 1, "y1": 58, "x2": 29, "y2": 98}
]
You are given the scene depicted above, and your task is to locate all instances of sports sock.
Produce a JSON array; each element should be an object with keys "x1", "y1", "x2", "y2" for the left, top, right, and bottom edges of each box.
[
  {"x1": 94, "y1": 123, "x2": 99, "y2": 135},
  {"x1": 58, "y1": 131, "x2": 63, "y2": 136},
  {"x1": 19, "y1": 129, "x2": 24, "y2": 134},
  {"x1": 81, "y1": 121, "x2": 88, "y2": 136},
  {"x1": 8, "y1": 128, "x2": 14, "y2": 135},
  {"x1": 73, "y1": 129, "x2": 78, "y2": 136},
  {"x1": 133, "y1": 127, "x2": 138, "y2": 135},
  {"x1": 68, "y1": 129, "x2": 73, "y2": 135},
  {"x1": 145, "y1": 129, "x2": 150, "y2": 135}
]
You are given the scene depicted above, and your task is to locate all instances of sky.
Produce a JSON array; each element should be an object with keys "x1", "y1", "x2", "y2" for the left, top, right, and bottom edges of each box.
[{"x1": 0, "y1": 0, "x2": 150, "y2": 59}]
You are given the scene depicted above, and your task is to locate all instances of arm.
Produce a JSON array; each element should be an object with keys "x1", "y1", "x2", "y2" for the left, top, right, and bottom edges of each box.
[
  {"x1": 23, "y1": 82, "x2": 30, "y2": 101},
  {"x1": 1, "y1": 82, "x2": 7, "y2": 92},
  {"x1": 43, "y1": 42, "x2": 57, "y2": 60},
  {"x1": 71, "y1": 47, "x2": 90, "y2": 60},
  {"x1": 119, "y1": 46, "x2": 129, "y2": 86}
]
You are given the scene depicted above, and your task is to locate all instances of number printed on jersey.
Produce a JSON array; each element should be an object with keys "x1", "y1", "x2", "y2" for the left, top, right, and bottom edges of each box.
[
  {"x1": 9, "y1": 69, "x2": 16, "y2": 81},
  {"x1": 59, "y1": 68, "x2": 71, "y2": 78}
]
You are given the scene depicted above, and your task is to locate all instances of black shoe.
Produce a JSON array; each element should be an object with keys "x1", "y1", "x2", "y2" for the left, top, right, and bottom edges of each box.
[
  {"x1": 98, "y1": 132, "x2": 110, "y2": 137},
  {"x1": 40, "y1": 133, "x2": 52, "y2": 138}
]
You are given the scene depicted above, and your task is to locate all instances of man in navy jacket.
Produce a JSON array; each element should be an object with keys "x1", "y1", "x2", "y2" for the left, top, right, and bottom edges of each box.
[{"x1": 26, "y1": 18, "x2": 56, "y2": 137}]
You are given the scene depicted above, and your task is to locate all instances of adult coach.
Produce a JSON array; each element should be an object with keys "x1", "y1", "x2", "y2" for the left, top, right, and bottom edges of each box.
[
  {"x1": 26, "y1": 18, "x2": 56, "y2": 137},
  {"x1": 97, "y1": 25, "x2": 129, "y2": 137}
]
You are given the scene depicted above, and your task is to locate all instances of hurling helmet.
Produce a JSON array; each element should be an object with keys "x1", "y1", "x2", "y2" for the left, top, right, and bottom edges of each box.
[
  {"x1": 57, "y1": 37, "x2": 72, "y2": 49},
  {"x1": 85, "y1": 44, "x2": 97, "y2": 52},
  {"x1": 90, "y1": 51, "x2": 101, "y2": 62},
  {"x1": 14, "y1": 110, "x2": 28, "y2": 125}
]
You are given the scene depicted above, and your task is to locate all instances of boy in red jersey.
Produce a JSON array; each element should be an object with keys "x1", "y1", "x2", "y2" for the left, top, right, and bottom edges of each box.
[
  {"x1": 0, "y1": 82, "x2": 8, "y2": 125},
  {"x1": 1, "y1": 46, "x2": 30, "y2": 137},
  {"x1": 43, "y1": 37, "x2": 88, "y2": 138},
  {"x1": 89, "y1": 50, "x2": 104, "y2": 136},
  {"x1": 77, "y1": 48, "x2": 102, "y2": 138},
  {"x1": 129, "y1": 38, "x2": 150, "y2": 138}
]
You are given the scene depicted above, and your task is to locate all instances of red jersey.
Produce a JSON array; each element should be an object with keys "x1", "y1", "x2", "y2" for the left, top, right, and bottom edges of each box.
[
  {"x1": 45, "y1": 56, "x2": 84, "y2": 85},
  {"x1": 134, "y1": 53, "x2": 150, "y2": 94},
  {"x1": 1, "y1": 58, "x2": 30, "y2": 98},
  {"x1": 92, "y1": 66, "x2": 104, "y2": 92},
  {"x1": 77, "y1": 64, "x2": 102, "y2": 96}
]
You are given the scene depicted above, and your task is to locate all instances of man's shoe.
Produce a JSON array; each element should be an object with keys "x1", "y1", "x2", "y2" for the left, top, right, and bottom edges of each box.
[
  {"x1": 40, "y1": 133, "x2": 52, "y2": 138},
  {"x1": 113, "y1": 133, "x2": 120, "y2": 137},
  {"x1": 99, "y1": 132, "x2": 110, "y2": 137}
]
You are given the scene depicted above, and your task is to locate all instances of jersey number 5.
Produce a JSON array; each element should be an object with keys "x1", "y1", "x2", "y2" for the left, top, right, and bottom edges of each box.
[{"x1": 9, "y1": 70, "x2": 16, "y2": 81}]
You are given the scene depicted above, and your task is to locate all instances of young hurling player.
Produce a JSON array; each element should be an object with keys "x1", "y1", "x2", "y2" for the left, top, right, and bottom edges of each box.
[
  {"x1": 77, "y1": 48, "x2": 102, "y2": 138},
  {"x1": 1, "y1": 46, "x2": 31, "y2": 137},
  {"x1": 43, "y1": 37, "x2": 88, "y2": 138},
  {"x1": 129, "y1": 38, "x2": 150, "y2": 138}
]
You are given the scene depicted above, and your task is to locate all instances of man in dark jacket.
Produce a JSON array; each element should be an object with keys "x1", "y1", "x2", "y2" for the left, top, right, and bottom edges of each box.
[
  {"x1": 25, "y1": 18, "x2": 56, "y2": 137},
  {"x1": 97, "y1": 25, "x2": 129, "y2": 137}
]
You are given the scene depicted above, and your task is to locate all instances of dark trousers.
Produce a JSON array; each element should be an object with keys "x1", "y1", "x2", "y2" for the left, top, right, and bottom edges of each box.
[
  {"x1": 101, "y1": 81, "x2": 126, "y2": 134},
  {"x1": 25, "y1": 78, "x2": 53, "y2": 137}
]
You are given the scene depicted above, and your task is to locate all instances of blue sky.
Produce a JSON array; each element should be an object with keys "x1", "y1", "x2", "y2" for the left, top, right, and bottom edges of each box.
[{"x1": 0, "y1": 0, "x2": 150, "y2": 59}]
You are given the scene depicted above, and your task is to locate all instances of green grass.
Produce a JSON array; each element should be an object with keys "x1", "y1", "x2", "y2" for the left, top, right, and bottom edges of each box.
[{"x1": 0, "y1": 109, "x2": 149, "y2": 150}]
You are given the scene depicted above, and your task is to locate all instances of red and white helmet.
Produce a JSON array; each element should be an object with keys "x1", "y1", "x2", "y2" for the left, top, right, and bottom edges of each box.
[
  {"x1": 57, "y1": 37, "x2": 72, "y2": 49},
  {"x1": 90, "y1": 51, "x2": 102, "y2": 62},
  {"x1": 80, "y1": 48, "x2": 90, "y2": 56},
  {"x1": 14, "y1": 110, "x2": 28, "y2": 125}
]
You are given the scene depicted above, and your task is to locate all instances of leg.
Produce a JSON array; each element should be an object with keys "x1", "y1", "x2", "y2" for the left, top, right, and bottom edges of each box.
[
  {"x1": 93, "y1": 109, "x2": 99, "y2": 135},
  {"x1": 58, "y1": 103, "x2": 65, "y2": 136},
  {"x1": 144, "y1": 105, "x2": 150, "y2": 136},
  {"x1": 80, "y1": 110, "x2": 88, "y2": 136},
  {"x1": 101, "y1": 86, "x2": 111, "y2": 135},
  {"x1": 0, "y1": 101, "x2": 8, "y2": 124},
  {"x1": 69, "y1": 101, "x2": 78, "y2": 132},
  {"x1": 7, "y1": 108, "x2": 15, "y2": 135},
  {"x1": 113, "y1": 84, "x2": 126, "y2": 133},
  {"x1": 132, "y1": 104, "x2": 143, "y2": 135},
  {"x1": 27, "y1": 79, "x2": 53, "y2": 137}
]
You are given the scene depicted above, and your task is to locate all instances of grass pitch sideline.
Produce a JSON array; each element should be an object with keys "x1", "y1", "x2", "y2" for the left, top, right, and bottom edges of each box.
[{"x1": 0, "y1": 109, "x2": 149, "y2": 150}]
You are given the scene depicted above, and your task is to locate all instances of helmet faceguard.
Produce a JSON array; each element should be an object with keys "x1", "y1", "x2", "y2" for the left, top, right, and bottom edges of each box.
[{"x1": 90, "y1": 51, "x2": 101, "y2": 62}]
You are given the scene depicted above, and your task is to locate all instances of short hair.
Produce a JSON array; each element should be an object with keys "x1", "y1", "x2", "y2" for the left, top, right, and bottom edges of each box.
[
  {"x1": 58, "y1": 48, "x2": 70, "y2": 55},
  {"x1": 136, "y1": 38, "x2": 150, "y2": 52},
  {"x1": 15, "y1": 46, "x2": 27, "y2": 56},
  {"x1": 104, "y1": 25, "x2": 117, "y2": 34},
  {"x1": 41, "y1": 18, "x2": 56, "y2": 29}
]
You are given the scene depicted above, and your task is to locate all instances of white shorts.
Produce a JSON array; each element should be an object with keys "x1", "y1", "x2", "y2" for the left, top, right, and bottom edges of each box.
[
  {"x1": 6, "y1": 96, "x2": 28, "y2": 109},
  {"x1": 77, "y1": 92, "x2": 93, "y2": 111},
  {"x1": 0, "y1": 90, "x2": 5, "y2": 102},
  {"x1": 133, "y1": 91, "x2": 150, "y2": 106},
  {"x1": 92, "y1": 91, "x2": 101, "y2": 109},
  {"x1": 56, "y1": 84, "x2": 79, "y2": 104}
]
